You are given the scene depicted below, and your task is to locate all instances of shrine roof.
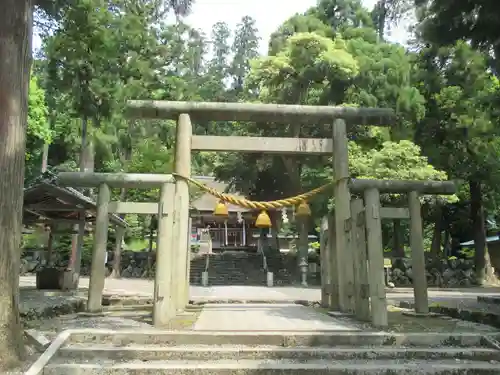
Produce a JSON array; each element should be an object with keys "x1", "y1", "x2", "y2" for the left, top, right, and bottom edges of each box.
[
  {"x1": 23, "y1": 172, "x2": 127, "y2": 228},
  {"x1": 191, "y1": 176, "x2": 250, "y2": 213}
]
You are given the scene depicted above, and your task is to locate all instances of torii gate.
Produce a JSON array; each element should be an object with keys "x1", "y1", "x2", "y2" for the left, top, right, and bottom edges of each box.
[{"x1": 56, "y1": 100, "x2": 455, "y2": 328}]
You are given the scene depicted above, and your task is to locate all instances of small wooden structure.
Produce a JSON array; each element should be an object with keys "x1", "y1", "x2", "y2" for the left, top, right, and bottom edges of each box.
[
  {"x1": 23, "y1": 180, "x2": 127, "y2": 228},
  {"x1": 23, "y1": 179, "x2": 127, "y2": 289}
]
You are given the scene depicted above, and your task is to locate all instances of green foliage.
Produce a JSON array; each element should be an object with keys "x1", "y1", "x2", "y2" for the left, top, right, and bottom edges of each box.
[
  {"x1": 413, "y1": 0, "x2": 500, "y2": 71},
  {"x1": 26, "y1": 74, "x2": 51, "y2": 180},
  {"x1": 247, "y1": 32, "x2": 359, "y2": 104},
  {"x1": 25, "y1": 0, "x2": 500, "y2": 284},
  {"x1": 27, "y1": 75, "x2": 51, "y2": 151},
  {"x1": 310, "y1": 241, "x2": 320, "y2": 250},
  {"x1": 217, "y1": 4, "x2": 447, "y2": 226},
  {"x1": 268, "y1": 14, "x2": 333, "y2": 55},
  {"x1": 350, "y1": 140, "x2": 447, "y2": 181},
  {"x1": 412, "y1": 41, "x2": 500, "y2": 195}
]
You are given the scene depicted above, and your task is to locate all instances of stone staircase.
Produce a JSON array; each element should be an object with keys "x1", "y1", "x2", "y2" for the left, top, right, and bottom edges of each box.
[
  {"x1": 189, "y1": 252, "x2": 268, "y2": 286},
  {"x1": 39, "y1": 330, "x2": 500, "y2": 374}
]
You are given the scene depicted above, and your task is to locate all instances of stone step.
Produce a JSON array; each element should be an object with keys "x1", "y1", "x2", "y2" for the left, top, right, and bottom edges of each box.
[
  {"x1": 197, "y1": 277, "x2": 265, "y2": 282},
  {"x1": 65, "y1": 330, "x2": 499, "y2": 347},
  {"x1": 56, "y1": 344, "x2": 500, "y2": 362},
  {"x1": 190, "y1": 269, "x2": 258, "y2": 274},
  {"x1": 42, "y1": 359, "x2": 500, "y2": 375},
  {"x1": 192, "y1": 279, "x2": 263, "y2": 282}
]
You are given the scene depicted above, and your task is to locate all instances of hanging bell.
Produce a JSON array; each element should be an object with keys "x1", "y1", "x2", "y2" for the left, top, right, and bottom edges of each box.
[
  {"x1": 296, "y1": 201, "x2": 311, "y2": 217},
  {"x1": 255, "y1": 210, "x2": 272, "y2": 228},
  {"x1": 213, "y1": 200, "x2": 229, "y2": 216}
]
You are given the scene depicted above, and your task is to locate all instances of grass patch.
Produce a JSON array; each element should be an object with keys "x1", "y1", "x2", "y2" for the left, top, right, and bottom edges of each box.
[
  {"x1": 386, "y1": 305, "x2": 457, "y2": 332},
  {"x1": 386, "y1": 306, "x2": 496, "y2": 333}
]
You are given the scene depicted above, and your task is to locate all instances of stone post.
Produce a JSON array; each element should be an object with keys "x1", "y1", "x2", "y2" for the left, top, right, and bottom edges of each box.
[
  {"x1": 364, "y1": 187, "x2": 388, "y2": 327},
  {"x1": 173, "y1": 113, "x2": 192, "y2": 311},
  {"x1": 408, "y1": 190, "x2": 429, "y2": 314},
  {"x1": 320, "y1": 216, "x2": 330, "y2": 307},
  {"x1": 297, "y1": 215, "x2": 309, "y2": 287},
  {"x1": 111, "y1": 225, "x2": 125, "y2": 279},
  {"x1": 185, "y1": 217, "x2": 192, "y2": 294},
  {"x1": 45, "y1": 226, "x2": 54, "y2": 266},
  {"x1": 327, "y1": 213, "x2": 339, "y2": 309},
  {"x1": 153, "y1": 183, "x2": 176, "y2": 327},
  {"x1": 87, "y1": 183, "x2": 110, "y2": 313},
  {"x1": 351, "y1": 199, "x2": 370, "y2": 321},
  {"x1": 333, "y1": 118, "x2": 354, "y2": 312},
  {"x1": 71, "y1": 211, "x2": 86, "y2": 283}
]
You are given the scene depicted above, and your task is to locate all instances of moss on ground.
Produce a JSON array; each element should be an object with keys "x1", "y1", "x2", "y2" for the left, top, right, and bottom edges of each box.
[{"x1": 313, "y1": 304, "x2": 496, "y2": 333}]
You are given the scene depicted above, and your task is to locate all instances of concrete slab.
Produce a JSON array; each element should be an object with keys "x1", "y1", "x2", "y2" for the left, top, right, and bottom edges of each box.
[
  {"x1": 57, "y1": 344, "x2": 500, "y2": 362},
  {"x1": 43, "y1": 359, "x2": 500, "y2": 375},
  {"x1": 64, "y1": 329, "x2": 500, "y2": 347},
  {"x1": 191, "y1": 286, "x2": 293, "y2": 301},
  {"x1": 193, "y1": 303, "x2": 360, "y2": 331}
]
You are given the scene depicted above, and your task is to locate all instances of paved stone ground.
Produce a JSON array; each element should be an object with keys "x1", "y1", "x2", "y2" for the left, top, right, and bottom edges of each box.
[
  {"x1": 18, "y1": 275, "x2": 500, "y2": 330},
  {"x1": 193, "y1": 303, "x2": 360, "y2": 331},
  {"x1": 20, "y1": 275, "x2": 500, "y2": 302}
]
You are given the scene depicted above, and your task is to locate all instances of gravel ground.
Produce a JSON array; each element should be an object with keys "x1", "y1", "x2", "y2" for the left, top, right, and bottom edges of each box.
[{"x1": 19, "y1": 287, "x2": 86, "y2": 321}]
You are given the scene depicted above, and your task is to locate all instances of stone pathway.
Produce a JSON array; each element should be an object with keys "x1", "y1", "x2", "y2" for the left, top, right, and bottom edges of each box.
[
  {"x1": 18, "y1": 275, "x2": 500, "y2": 327},
  {"x1": 194, "y1": 303, "x2": 360, "y2": 331},
  {"x1": 20, "y1": 275, "x2": 500, "y2": 302},
  {"x1": 193, "y1": 285, "x2": 295, "y2": 301}
]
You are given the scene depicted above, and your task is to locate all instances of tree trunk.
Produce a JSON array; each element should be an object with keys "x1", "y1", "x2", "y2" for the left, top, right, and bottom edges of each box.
[
  {"x1": 392, "y1": 220, "x2": 404, "y2": 257},
  {"x1": 280, "y1": 154, "x2": 308, "y2": 280},
  {"x1": 469, "y1": 180, "x2": 496, "y2": 285},
  {"x1": 111, "y1": 133, "x2": 132, "y2": 279},
  {"x1": 375, "y1": 0, "x2": 387, "y2": 41},
  {"x1": 269, "y1": 211, "x2": 281, "y2": 252},
  {"x1": 69, "y1": 117, "x2": 94, "y2": 278},
  {"x1": 443, "y1": 229, "x2": 451, "y2": 259},
  {"x1": 0, "y1": 0, "x2": 32, "y2": 368},
  {"x1": 430, "y1": 205, "x2": 443, "y2": 258},
  {"x1": 41, "y1": 143, "x2": 48, "y2": 172},
  {"x1": 82, "y1": 129, "x2": 95, "y2": 192}
]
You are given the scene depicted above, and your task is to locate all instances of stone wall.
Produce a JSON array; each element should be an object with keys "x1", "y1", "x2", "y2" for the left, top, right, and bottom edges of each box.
[
  {"x1": 20, "y1": 249, "x2": 475, "y2": 288},
  {"x1": 389, "y1": 257, "x2": 475, "y2": 287}
]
